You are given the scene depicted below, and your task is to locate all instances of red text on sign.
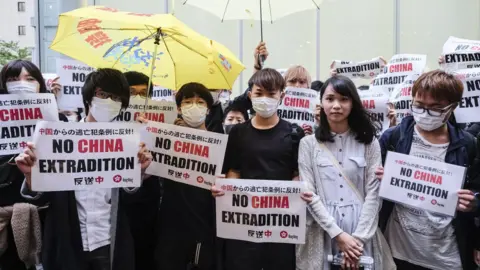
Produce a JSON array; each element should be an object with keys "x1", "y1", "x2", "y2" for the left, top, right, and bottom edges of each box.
[
  {"x1": 134, "y1": 112, "x2": 165, "y2": 123},
  {"x1": 78, "y1": 139, "x2": 124, "y2": 153},
  {"x1": 362, "y1": 100, "x2": 375, "y2": 109},
  {"x1": 0, "y1": 108, "x2": 43, "y2": 121},
  {"x1": 413, "y1": 170, "x2": 442, "y2": 185},
  {"x1": 389, "y1": 63, "x2": 413, "y2": 73},
  {"x1": 173, "y1": 141, "x2": 209, "y2": 158},
  {"x1": 252, "y1": 196, "x2": 290, "y2": 209},
  {"x1": 283, "y1": 97, "x2": 310, "y2": 109}
]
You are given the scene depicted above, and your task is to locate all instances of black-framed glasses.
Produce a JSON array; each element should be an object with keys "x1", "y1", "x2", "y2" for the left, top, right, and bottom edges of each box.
[{"x1": 411, "y1": 103, "x2": 455, "y2": 117}]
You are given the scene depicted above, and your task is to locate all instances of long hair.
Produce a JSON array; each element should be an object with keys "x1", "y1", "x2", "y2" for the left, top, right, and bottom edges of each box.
[
  {"x1": 0, "y1": 60, "x2": 47, "y2": 94},
  {"x1": 315, "y1": 76, "x2": 379, "y2": 144}
]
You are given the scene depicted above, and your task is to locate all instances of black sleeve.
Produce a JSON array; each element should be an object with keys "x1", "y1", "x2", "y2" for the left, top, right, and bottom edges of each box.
[
  {"x1": 58, "y1": 113, "x2": 68, "y2": 122},
  {"x1": 466, "y1": 123, "x2": 480, "y2": 137},
  {"x1": 292, "y1": 125, "x2": 305, "y2": 175},
  {"x1": 231, "y1": 88, "x2": 252, "y2": 112},
  {"x1": 222, "y1": 124, "x2": 241, "y2": 174},
  {"x1": 205, "y1": 104, "x2": 225, "y2": 134}
]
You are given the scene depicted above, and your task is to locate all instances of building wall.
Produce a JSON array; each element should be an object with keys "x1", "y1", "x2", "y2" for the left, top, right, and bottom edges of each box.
[{"x1": 0, "y1": 0, "x2": 35, "y2": 48}]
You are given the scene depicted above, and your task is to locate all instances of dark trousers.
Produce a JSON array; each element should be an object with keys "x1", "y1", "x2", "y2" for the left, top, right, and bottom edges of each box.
[
  {"x1": 155, "y1": 236, "x2": 215, "y2": 270},
  {"x1": 224, "y1": 240, "x2": 295, "y2": 270},
  {"x1": 84, "y1": 245, "x2": 110, "y2": 270},
  {"x1": 394, "y1": 258, "x2": 431, "y2": 270}
]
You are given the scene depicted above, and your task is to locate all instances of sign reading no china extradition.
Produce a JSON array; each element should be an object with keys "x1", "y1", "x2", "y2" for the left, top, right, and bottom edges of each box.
[
  {"x1": 277, "y1": 87, "x2": 318, "y2": 131},
  {"x1": 216, "y1": 179, "x2": 306, "y2": 244},
  {"x1": 30, "y1": 121, "x2": 141, "y2": 191},
  {"x1": 0, "y1": 93, "x2": 59, "y2": 155},
  {"x1": 56, "y1": 58, "x2": 95, "y2": 110},
  {"x1": 379, "y1": 151, "x2": 465, "y2": 216}
]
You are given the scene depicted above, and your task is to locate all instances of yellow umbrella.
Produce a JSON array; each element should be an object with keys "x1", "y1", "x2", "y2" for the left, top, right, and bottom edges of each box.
[{"x1": 50, "y1": 6, "x2": 245, "y2": 90}]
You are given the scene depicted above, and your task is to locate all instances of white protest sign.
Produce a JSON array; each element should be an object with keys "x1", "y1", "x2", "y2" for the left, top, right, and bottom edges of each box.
[
  {"x1": 277, "y1": 87, "x2": 317, "y2": 131},
  {"x1": 452, "y1": 68, "x2": 480, "y2": 123},
  {"x1": 151, "y1": 85, "x2": 175, "y2": 102},
  {"x1": 442, "y1": 36, "x2": 480, "y2": 71},
  {"x1": 388, "y1": 74, "x2": 420, "y2": 125},
  {"x1": 379, "y1": 151, "x2": 465, "y2": 216},
  {"x1": 216, "y1": 179, "x2": 306, "y2": 244},
  {"x1": 0, "y1": 94, "x2": 59, "y2": 155},
  {"x1": 332, "y1": 57, "x2": 385, "y2": 79},
  {"x1": 370, "y1": 54, "x2": 427, "y2": 94},
  {"x1": 358, "y1": 88, "x2": 390, "y2": 132},
  {"x1": 143, "y1": 122, "x2": 228, "y2": 189},
  {"x1": 277, "y1": 68, "x2": 288, "y2": 77},
  {"x1": 116, "y1": 96, "x2": 177, "y2": 124},
  {"x1": 56, "y1": 59, "x2": 95, "y2": 109},
  {"x1": 30, "y1": 121, "x2": 141, "y2": 191},
  {"x1": 42, "y1": 73, "x2": 58, "y2": 92}
]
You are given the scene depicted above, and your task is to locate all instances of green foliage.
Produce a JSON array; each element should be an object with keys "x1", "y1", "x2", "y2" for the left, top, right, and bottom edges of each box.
[{"x1": 0, "y1": 40, "x2": 32, "y2": 66}]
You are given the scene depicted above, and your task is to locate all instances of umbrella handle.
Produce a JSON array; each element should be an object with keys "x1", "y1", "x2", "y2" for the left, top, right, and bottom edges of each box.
[{"x1": 144, "y1": 29, "x2": 162, "y2": 112}]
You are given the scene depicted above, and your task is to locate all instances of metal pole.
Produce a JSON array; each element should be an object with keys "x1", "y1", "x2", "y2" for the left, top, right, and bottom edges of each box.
[
  {"x1": 238, "y1": 20, "x2": 244, "y2": 95},
  {"x1": 316, "y1": 8, "x2": 320, "y2": 80},
  {"x1": 394, "y1": 0, "x2": 400, "y2": 54}
]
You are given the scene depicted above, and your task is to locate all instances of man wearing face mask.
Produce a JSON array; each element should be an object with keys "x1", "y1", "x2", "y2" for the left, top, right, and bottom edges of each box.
[
  {"x1": 222, "y1": 103, "x2": 248, "y2": 134},
  {"x1": 213, "y1": 68, "x2": 304, "y2": 270},
  {"x1": 378, "y1": 70, "x2": 480, "y2": 270},
  {"x1": 154, "y1": 83, "x2": 217, "y2": 270}
]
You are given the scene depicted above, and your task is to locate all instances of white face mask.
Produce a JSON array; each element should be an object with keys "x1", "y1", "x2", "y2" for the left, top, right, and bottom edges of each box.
[
  {"x1": 181, "y1": 103, "x2": 208, "y2": 128},
  {"x1": 6, "y1": 81, "x2": 38, "y2": 94},
  {"x1": 251, "y1": 97, "x2": 280, "y2": 118},
  {"x1": 90, "y1": 97, "x2": 122, "y2": 122},
  {"x1": 413, "y1": 110, "x2": 450, "y2": 131},
  {"x1": 66, "y1": 115, "x2": 78, "y2": 122}
]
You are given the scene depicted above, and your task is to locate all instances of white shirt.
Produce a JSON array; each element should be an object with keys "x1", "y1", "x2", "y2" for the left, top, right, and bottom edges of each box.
[{"x1": 386, "y1": 126, "x2": 461, "y2": 270}]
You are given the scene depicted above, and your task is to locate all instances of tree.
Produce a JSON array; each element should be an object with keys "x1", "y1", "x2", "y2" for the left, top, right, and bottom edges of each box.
[{"x1": 0, "y1": 40, "x2": 32, "y2": 66}]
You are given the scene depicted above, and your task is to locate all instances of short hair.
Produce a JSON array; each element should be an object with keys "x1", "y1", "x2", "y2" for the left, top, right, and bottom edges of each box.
[
  {"x1": 412, "y1": 70, "x2": 463, "y2": 104},
  {"x1": 284, "y1": 65, "x2": 312, "y2": 87},
  {"x1": 0, "y1": 60, "x2": 47, "y2": 94},
  {"x1": 175, "y1": 82, "x2": 214, "y2": 109},
  {"x1": 311, "y1": 80, "x2": 324, "y2": 91},
  {"x1": 223, "y1": 102, "x2": 249, "y2": 122},
  {"x1": 82, "y1": 68, "x2": 130, "y2": 115},
  {"x1": 124, "y1": 71, "x2": 153, "y2": 97},
  {"x1": 248, "y1": 68, "x2": 286, "y2": 93}
]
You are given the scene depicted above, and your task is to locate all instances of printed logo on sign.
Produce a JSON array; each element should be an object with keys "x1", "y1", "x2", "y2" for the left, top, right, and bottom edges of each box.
[
  {"x1": 113, "y1": 175, "x2": 122, "y2": 183},
  {"x1": 280, "y1": 231, "x2": 288, "y2": 238},
  {"x1": 431, "y1": 199, "x2": 437, "y2": 205}
]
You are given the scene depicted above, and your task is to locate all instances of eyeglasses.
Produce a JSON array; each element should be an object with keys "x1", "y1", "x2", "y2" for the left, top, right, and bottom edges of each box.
[{"x1": 411, "y1": 103, "x2": 455, "y2": 117}]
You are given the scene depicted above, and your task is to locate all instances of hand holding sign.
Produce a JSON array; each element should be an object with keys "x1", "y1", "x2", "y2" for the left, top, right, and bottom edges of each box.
[
  {"x1": 138, "y1": 142, "x2": 152, "y2": 171},
  {"x1": 211, "y1": 184, "x2": 225, "y2": 197},
  {"x1": 457, "y1": 189, "x2": 476, "y2": 212},
  {"x1": 15, "y1": 142, "x2": 36, "y2": 189}
]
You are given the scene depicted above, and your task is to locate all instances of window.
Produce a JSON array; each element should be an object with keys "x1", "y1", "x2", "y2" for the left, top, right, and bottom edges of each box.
[
  {"x1": 18, "y1": 26, "x2": 26, "y2": 36},
  {"x1": 18, "y1": 2, "x2": 26, "y2": 12}
]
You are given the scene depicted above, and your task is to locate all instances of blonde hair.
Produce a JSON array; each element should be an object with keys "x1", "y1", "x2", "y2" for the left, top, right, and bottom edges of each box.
[{"x1": 283, "y1": 65, "x2": 312, "y2": 87}]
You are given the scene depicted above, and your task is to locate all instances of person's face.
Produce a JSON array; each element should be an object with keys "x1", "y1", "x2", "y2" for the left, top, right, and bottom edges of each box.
[
  {"x1": 412, "y1": 91, "x2": 454, "y2": 121},
  {"x1": 248, "y1": 85, "x2": 284, "y2": 100},
  {"x1": 286, "y1": 76, "x2": 309, "y2": 89},
  {"x1": 130, "y1": 84, "x2": 148, "y2": 97},
  {"x1": 224, "y1": 111, "x2": 245, "y2": 125},
  {"x1": 59, "y1": 110, "x2": 79, "y2": 122},
  {"x1": 321, "y1": 84, "x2": 352, "y2": 123},
  {"x1": 177, "y1": 95, "x2": 208, "y2": 113},
  {"x1": 6, "y1": 67, "x2": 40, "y2": 92},
  {"x1": 95, "y1": 88, "x2": 122, "y2": 102}
]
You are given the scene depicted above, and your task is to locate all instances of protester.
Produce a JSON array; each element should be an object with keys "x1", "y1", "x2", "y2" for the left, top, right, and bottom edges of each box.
[
  {"x1": 122, "y1": 70, "x2": 162, "y2": 270},
  {"x1": 15, "y1": 68, "x2": 152, "y2": 270},
  {"x1": 295, "y1": 75, "x2": 394, "y2": 270},
  {"x1": 377, "y1": 70, "x2": 479, "y2": 270},
  {"x1": 154, "y1": 82, "x2": 217, "y2": 270},
  {"x1": 222, "y1": 102, "x2": 248, "y2": 134},
  {"x1": 311, "y1": 80, "x2": 324, "y2": 92},
  {"x1": 212, "y1": 68, "x2": 306, "y2": 270},
  {"x1": 0, "y1": 60, "x2": 54, "y2": 270},
  {"x1": 206, "y1": 89, "x2": 231, "y2": 134},
  {"x1": 50, "y1": 76, "x2": 80, "y2": 122}
]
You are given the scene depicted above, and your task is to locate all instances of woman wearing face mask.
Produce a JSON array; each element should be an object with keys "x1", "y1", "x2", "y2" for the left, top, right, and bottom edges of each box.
[
  {"x1": 0, "y1": 60, "x2": 54, "y2": 270},
  {"x1": 153, "y1": 83, "x2": 218, "y2": 270},
  {"x1": 296, "y1": 76, "x2": 395, "y2": 270}
]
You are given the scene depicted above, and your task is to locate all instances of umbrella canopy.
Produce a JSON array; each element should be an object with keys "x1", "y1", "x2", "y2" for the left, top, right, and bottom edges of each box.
[
  {"x1": 183, "y1": 0, "x2": 321, "y2": 22},
  {"x1": 50, "y1": 6, "x2": 245, "y2": 90}
]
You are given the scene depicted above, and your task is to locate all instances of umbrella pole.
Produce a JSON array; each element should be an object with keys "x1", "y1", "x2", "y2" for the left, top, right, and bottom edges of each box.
[
  {"x1": 144, "y1": 29, "x2": 162, "y2": 113},
  {"x1": 259, "y1": 0, "x2": 265, "y2": 67}
]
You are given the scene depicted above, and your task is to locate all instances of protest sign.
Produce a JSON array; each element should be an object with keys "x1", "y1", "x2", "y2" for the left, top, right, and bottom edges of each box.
[
  {"x1": 56, "y1": 59, "x2": 95, "y2": 109},
  {"x1": 358, "y1": 88, "x2": 390, "y2": 132},
  {"x1": 379, "y1": 151, "x2": 465, "y2": 216},
  {"x1": 277, "y1": 68, "x2": 287, "y2": 77},
  {"x1": 144, "y1": 122, "x2": 228, "y2": 189},
  {"x1": 332, "y1": 57, "x2": 385, "y2": 79},
  {"x1": 151, "y1": 85, "x2": 175, "y2": 102},
  {"x1": 442, "y1": 36, "x2": 480, "y2": 71},
  {"x1": 215, "y1": 179, "x2": 306, "y2": 244},
  {"x1": 42, "y1": 73, "x2": 58, "y2": 92},
  {"x1": 30, "y1": 121, "x2": 141, "y2": 191},
  {"x1": 116, "y1": 96, "x2": 177, "y2": 124},
  {"x1": 370, "y1": 54, "x2": 426, "y2": 94},
  {"x1": 277, "y1": 87, "x2": 318, "y2": 131},
  {"x1": 453, "y1": 68, "x2": 480, "y2": 123},
  {"x1": 389, "y1": 74, "x2": 420, "y2": 124},
  {"x1": 0, "y1": 94, "x2": 59, "y2": 155}
]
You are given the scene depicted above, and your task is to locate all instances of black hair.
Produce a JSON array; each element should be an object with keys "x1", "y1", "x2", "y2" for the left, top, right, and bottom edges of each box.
[
  {"x1": 311, "y1": 80, "x2": 324, "y2": 92},
  {"x1": 358, "y1": 85, "x2": 369, "y2": 91},
  {"x1": 223, "y1": 102, "x2": 249, "y2": 122},
  {"x1": 124, "y1": 71, "x2": 153, "y2": 97},
  {"x1": 82, "y1": 68, "x2": 130, "y2": 115},
  {"x1": 0, "y1": 60, "x2": 47, "y2": 94},
  {"x1": 175, "y1": 82, "x2": 214, "y2": 109},
  {"x1": 248, "y1": 68, "x2": 286, "y2": 93},
  {"x1": 316, "y1": 76, "x2": 379, "y2": 144}
]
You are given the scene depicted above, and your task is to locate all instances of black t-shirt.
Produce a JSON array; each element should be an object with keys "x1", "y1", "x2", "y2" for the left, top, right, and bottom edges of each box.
[{"x1": 223, "y1": 119, "x2": 304, "y2": 181}]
